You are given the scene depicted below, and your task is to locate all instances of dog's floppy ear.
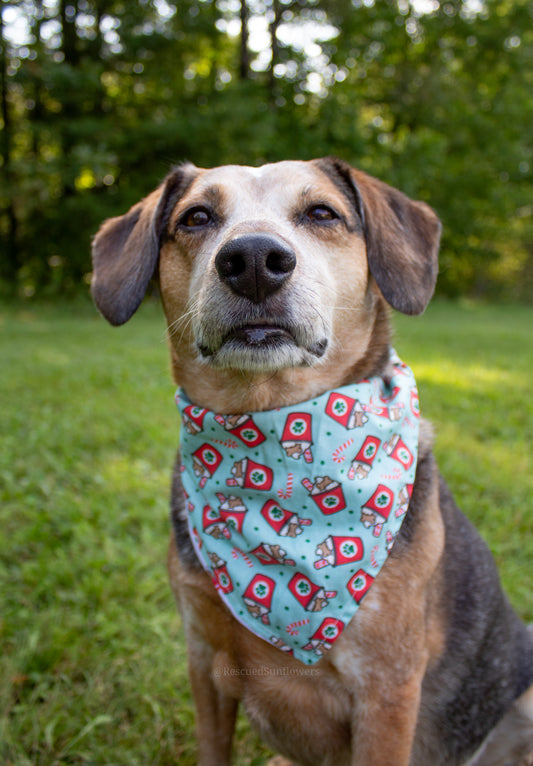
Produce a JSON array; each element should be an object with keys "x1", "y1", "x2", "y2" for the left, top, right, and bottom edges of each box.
[
  {"x1": 91, "y1": 164, "x2": 195, "y2": 326},
  {"x1": 354, "y1": 168, "x2": 441, "y2": 315},
  {"x1": 318, "y1": 158, "x2": 441, "y2": 315}
]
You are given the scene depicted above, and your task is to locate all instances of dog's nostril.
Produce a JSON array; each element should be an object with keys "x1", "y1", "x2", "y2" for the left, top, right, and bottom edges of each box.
[
  {"x1": 218, "y1": 251, "x2": 246, "y2": 279},
  {"x1": 215, "y1": 233, "x2": 296, "y2": 303},
  {"x1": 266, "y1": 249, "x2": 296, "y2": 275}
]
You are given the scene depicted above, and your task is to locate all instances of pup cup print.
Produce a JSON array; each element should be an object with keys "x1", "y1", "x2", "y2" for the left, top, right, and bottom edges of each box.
[
  {"x1": 383, "y1": 434, "x2": 414, "y2": 471},
  {"x1": 209, "y1": 553, "x2": 234, "y2": 594},
  {"x1": 261, "y1": 499, "x2": 312, "y2": 538},
  {"x1": 314, "y1": 535, "x2": 364, "y2": 570},
  {"x1": 215, "y1": 493, "x2": 248, "y2": 535},
  {"x1": 214, "y1": 414, "x2": 266, "y2": 448},
  {"x1": 302, "y1": 617, "x2": 345, "y2": 657},
  {"x1": 280, "y1": 412, "x2": 314, "y2": 462},
  {"x1": 348, "y1": 435, "x2": 381, "y2": 480},
  {"x1": 325, "y1": 392, "x2": 369, "y2": 429},
  {"x1": 250, "y1": 542, "x2": 296, "y2": 567},
  {"x1": 288, "y1": 573, "x2": 337, "y2": 612},
  {"x1": 360, "y1": 485, "x2": 395, "y2": 537},
  {"x1": 192, "y1": 444, "x2": 223, "y2": 488},
  {"x1": 181, "y1": 404, "x2": 209, "y2": 435},
  {"x1": 347, "y1": 569, "x2": 375, "y2": 603},
  {"x1": 202, "y1": 504, "x2": 230, "y2": 540},
  {"x1": 243, "y1": 574, "x2": 276, "y2": 625},
  {"x1": 227, "y1": 458, "x2": 273, "y2": 491},
  {"x1": 301, "y1": 476, "x2": 347, "y2": 515},
  {"x1": 396, "y1": 483, "x2": 413, "y2": 517}
]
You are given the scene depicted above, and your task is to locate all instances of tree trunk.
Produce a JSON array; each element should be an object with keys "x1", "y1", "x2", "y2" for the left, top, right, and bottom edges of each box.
[
  {"x1": 0, "y1": 0, "x2": 19, "y2": 284},
  {"x1": 59, "y1": 0, "x2": 79, "y2": 198},
  {"x1": 240, "y1": 0, "x2": 250, "y2": 80},
  {"x1": 59, "y1": 0, "x2": 79, "y2": 66},
  {"x1": 268, "y1": 0, "x2": 283, "y2": 96},
  {"x1": 30, "y1": 0, "x2": 44, "y2": 156}
]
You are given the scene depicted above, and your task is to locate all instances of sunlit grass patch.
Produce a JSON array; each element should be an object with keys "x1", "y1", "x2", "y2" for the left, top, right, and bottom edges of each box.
[{"x1": 394, "y1": 301, "x2": 533, "y2": 610}]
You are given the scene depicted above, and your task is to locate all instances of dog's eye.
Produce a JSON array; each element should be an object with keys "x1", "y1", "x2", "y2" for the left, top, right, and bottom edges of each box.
[
  {"x1": 180, "y1": 207, "x2": 212, "y2": 228},
  {"x1": 305, "y1": 205, "x2": 339, "y2": 223}
]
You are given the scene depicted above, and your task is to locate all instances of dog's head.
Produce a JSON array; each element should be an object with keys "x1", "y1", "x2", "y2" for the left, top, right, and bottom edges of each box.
[{"x1": 91, "y1": 158, "x2": 440, "y2": 408}]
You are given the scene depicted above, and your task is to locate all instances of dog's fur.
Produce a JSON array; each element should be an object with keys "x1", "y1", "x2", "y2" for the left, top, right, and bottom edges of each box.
[{"x1": 91, "y1": 158, "x2": 533, "y2": 766}]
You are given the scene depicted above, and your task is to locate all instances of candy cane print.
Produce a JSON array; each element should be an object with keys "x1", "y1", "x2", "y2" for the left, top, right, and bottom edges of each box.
[
  {"x1": 381, "y1": 468, "x2": 403, "y2": 482},
  {"x1": 241, "y1": 551, "x2": 254, "y2": 568},
  {"x1": 370, "y1": 544, "x2": 380, "y2": 568},
  {"x1": 212, "y1": 438, "x2": 239, "y2": 450},
  {"x1": 231, "y1": 547, "x2": 253, "y2": 567},
  {"x1": 286, "y1": 617, "x2": 310, "y2": 636},
  {"x1": 277, "y1": 472, "x2": 294, "y2": 499},
  {"x1": 332, "y1": 438, "x2": 354, "y2": 464}
]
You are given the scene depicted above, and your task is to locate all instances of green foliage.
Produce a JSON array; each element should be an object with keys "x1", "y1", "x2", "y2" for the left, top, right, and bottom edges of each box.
[
  {"x1": 1, "y1": 0, "x2": 532, "y2": 299},
  {"x1": 1, "y1": 300, "x2": 532, "y2": 764}
]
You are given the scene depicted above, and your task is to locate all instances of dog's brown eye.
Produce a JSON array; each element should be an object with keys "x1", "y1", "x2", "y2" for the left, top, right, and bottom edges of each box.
[
  {"x1": 180, "y1": 207, "x2": 212, "y2": 228},
  {"x1": 306, "y1": 205, "x2": 339, "y2": 223}
]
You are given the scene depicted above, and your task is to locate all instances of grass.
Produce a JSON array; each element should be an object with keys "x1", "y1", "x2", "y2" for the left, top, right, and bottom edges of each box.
[{"x1": 1, "y1": 299, "x2": 532, "y2": 765}]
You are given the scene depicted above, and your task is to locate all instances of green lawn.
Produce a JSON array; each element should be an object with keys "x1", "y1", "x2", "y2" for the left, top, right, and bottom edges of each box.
[{"x1": 1, "y1": 300, "x2": 532, "y2": 765}]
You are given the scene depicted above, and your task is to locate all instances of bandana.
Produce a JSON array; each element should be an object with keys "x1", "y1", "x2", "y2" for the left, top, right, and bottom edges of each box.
[{"x1": 176, "y1": 350, "x2": 419, "y2": 664}]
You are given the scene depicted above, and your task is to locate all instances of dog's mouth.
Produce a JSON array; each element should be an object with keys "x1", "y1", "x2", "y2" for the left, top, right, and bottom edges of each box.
[
  {"x1": 225, "y1": 323, "x2": 294, "y2": 347},
  {"x1": 198, "y1": 321, "x2": 328, "y2": 371}
]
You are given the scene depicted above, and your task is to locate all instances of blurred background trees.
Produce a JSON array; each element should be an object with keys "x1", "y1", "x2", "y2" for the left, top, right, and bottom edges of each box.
[{"x1": 1, "y1": 0, "x2": 531, "y2": 299}]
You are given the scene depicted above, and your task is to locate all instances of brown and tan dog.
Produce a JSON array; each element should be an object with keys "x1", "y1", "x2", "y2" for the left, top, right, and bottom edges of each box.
[{"x1": 91, "y1": 158, "x2": 533, "y2": 766}]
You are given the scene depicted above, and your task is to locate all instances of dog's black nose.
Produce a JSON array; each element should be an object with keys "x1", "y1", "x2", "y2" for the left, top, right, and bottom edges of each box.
[{"x1": 215, "y1": 233, "x2": 296, "y2": 303}]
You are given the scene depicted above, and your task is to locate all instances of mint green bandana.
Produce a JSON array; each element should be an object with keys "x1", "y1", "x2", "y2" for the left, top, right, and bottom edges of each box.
[{"x1": 176, "y1": 351, "x2": 419, "y2": 664}]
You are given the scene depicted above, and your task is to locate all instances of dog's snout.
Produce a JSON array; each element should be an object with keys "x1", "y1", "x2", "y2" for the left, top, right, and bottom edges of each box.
[{"x1": 215, "y1": 233, "x2": 296, "y2": 303}]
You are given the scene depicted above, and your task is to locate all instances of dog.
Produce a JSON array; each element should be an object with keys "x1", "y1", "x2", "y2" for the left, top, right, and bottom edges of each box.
[{"x1": 91, "y1": 158, "x2": 533, "y2": 766}]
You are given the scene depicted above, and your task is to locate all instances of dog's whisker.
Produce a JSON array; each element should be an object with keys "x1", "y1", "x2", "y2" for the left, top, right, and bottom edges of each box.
[{"x1": 166, "y1": 298, "x2": 201, "y2": 345}]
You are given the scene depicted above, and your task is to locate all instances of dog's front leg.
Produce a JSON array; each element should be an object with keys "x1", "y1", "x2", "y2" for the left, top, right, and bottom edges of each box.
[
  {"x1": 187, "y1": 640, "x2": 238, "y2": 766},
  {"x1": 350, "y1": 670, "x2": 423, "y2": 766},
  {"x1": 168, "y1": 539, "x2": 238, "y2": 766},
  {"x1": 332, "y1": 584, "x2": 431, "y2": 766}
]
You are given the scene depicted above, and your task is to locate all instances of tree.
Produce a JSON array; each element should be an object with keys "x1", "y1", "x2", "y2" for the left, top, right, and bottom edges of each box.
[
  {"x1": 0, "y1": 0, "x2": 19, "y2": 283},
  {"x1": 1, "y1": 0, "x2": 531, "y2": 299}
]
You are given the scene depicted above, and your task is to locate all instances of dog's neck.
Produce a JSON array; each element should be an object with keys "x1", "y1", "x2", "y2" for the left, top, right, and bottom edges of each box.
[{"x1": 170, "y1": 300, "x2": 391, "y2": 413}]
